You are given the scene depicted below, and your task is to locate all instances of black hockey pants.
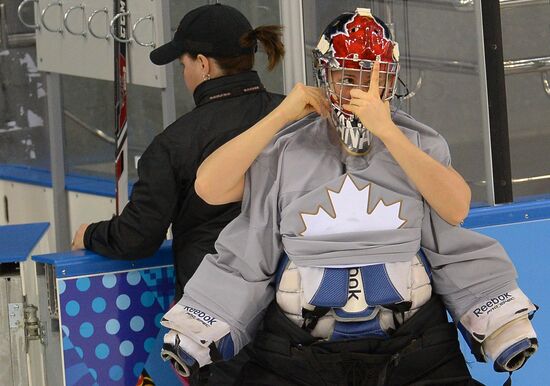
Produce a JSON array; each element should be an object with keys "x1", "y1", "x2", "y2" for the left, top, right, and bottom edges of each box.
[{"x1": 235, "y1": 296, "x2": 484, "y2": 386}]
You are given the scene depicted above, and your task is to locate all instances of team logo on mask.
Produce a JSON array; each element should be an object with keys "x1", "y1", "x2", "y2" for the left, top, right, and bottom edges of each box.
[{"x1": 329, "y1": 12, "x2": 396, "y2": 67}]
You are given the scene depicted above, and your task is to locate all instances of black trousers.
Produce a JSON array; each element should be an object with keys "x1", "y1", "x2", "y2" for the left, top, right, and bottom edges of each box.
[{"x1": 233, "y1": 296, "x2": 484, "y2": 386}]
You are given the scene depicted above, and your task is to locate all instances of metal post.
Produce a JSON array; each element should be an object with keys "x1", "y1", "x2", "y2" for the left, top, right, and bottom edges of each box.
[
  {"x1": 46, "y1": 72, "x2": 71, "y2": 251},
  {"x1": 474, "y1": 1, "x2": 495, "y2": 205},
  {"x1": 279, "y1": 0, "x2": 306, "y2": 92},
  {"x1": 160, "y1": 0, "x2": 176, "y2": 128},
  {"x1": 478, "y1": 0, "x2": 513, "y2": 204}
]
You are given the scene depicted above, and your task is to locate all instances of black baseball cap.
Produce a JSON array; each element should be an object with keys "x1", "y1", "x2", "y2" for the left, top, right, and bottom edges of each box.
[{"x1": 150, "y1": 4, "x2": 255, "y2": 65}]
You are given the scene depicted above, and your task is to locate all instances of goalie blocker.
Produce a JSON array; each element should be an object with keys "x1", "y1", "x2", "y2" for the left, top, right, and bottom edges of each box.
[
  {"x1": 160, "y1": 303, "x2": 235, "y2": 377},
  {"x1": 458, "y1": 288, "x2": 538, "y2": 373}
]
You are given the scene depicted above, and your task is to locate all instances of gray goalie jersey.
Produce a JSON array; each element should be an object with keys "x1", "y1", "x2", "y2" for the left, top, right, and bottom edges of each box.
[{"x1": 162, "y1": 111, "x2": 536, "y2": 371}]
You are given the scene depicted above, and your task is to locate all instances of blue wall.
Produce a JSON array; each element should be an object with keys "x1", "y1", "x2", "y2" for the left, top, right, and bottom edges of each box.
[{"x1": 461, "y1": 217, "x2": 549, "y2": 385}]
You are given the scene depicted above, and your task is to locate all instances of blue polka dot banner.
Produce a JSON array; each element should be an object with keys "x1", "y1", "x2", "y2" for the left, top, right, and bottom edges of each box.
[{"x1": 58, "y1": 266, "x2": 176, "y2": 385}]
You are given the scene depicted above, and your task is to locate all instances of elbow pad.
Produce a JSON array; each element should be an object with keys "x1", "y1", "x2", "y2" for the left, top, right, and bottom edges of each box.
[
  {"x1": 458, "y1": 288, "x2": 538, "y2": 372},
  {"x1": 160, "y1": 303, "x2": 235, "y2": 376}
]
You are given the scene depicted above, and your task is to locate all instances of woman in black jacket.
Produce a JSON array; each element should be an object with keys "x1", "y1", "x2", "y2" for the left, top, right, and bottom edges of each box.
[
  {"x1": 71, "y1": 6, "x2": 284, "y2": 384},
  {"x1": 71, "y1": 3, "x2": 284, "y2": 303}
]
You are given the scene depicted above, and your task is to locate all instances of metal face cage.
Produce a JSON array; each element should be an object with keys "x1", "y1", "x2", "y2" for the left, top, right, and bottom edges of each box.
[
  {"x1": 314, "y1": 52, "x2": 400, "y2": 154},
  {"x1": 327, "y1": 56, "x2": 400, "y2": 105}
]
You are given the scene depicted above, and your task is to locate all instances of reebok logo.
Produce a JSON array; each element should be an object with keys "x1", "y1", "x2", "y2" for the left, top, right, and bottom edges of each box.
[
  {"x1": 342, "y1": 267, "x2": 368, "y2": 314},
  {"x1": 473, "y1": 293, "x2": 514, "y2": 317},
  {"x1": 348, "y1": 268, "x2": 362, "y2": 301},
  {"x1": 184, "y1": 306, "x2": 217, "y2": 326}
]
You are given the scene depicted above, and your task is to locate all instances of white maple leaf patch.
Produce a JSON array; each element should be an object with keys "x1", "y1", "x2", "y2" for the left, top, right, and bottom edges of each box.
[{"x1": 300, "y1": 174, "x2": 406, "y2": 237}]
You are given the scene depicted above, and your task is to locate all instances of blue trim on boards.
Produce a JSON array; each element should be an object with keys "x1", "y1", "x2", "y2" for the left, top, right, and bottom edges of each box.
[
  {"x1": 0, "y1": 163, "x2": 134, "y2": 197},
  {"x1": 0, "y1": 223, "x2": 49, "y2": 263},
  {"x1": 0, "y1": 164, "x2": 52, "y2": 187},
  {"x1": 464, "y1": 199, "x2": 550, "y2": 228}
]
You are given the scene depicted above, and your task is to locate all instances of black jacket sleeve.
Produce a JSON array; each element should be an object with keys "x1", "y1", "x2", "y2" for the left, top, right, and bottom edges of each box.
[{"x1": 84, "y1": 135, "x2": 180, "y2": 259}]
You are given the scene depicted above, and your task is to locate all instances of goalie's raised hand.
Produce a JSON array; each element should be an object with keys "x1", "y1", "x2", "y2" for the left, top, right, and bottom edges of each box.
[{"x1": 342, "y1": 58, "x2": 397, "y2": 141}]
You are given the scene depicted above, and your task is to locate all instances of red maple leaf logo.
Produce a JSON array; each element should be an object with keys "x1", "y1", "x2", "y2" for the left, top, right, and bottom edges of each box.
[{"x1": 331, "y1": 14, "x2": 395, "y2": 68}]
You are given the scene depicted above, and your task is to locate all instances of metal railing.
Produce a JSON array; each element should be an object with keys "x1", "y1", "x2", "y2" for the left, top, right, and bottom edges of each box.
[
  {"x1": 411, "y1": 0, "x2": 549, "y2": 10},
  {"x1": 63, "y1": 110, "x2": 115, "y2": 145},
  {"x1": 470, "y1": 174, "x2": 550, "y2": 187},
  {"x1": 504, "y1": 56, "x2": 550, "y2": 75}
]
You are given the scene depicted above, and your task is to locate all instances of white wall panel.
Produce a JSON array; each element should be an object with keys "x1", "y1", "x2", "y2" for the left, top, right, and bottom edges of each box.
[
  {"x1": 35, "y1": 0, "x2": 168, "y2": 87},
  {"x1": 127, "y1": 0, "x2": 168, "y2": 88},
  {"x1": 36, "y1": 0, "x2": 113, "y2": 81},
  {"x1": 67, "y1": 191, "x2": 115, "y2": 236},
  {"x1": 3, "y1": 182, "x2": 55, "y2": 252},
  {"x1": 1, "y1": 180, "x2": 120, "y2": 253}
]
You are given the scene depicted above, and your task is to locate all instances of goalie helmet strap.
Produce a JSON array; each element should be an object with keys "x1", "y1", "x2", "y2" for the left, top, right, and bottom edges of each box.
[
  {"x1": 504, "y1": 372, "x2": 512, "y2": 386},
  {"x1": 301, "y1": 307, "x2": 331, "y2": 332},
  {"x1": 208, "y1": 341, "x2": 223, "y2": 362}
]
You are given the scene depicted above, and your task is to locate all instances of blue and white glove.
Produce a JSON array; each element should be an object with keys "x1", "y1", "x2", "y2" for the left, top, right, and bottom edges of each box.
[
  {"x1": 459, "y1": 288, "x2": 538, "y2": 372},
  {"x1": 160, "y1": 303, "x2": 235, "y2": 377}
]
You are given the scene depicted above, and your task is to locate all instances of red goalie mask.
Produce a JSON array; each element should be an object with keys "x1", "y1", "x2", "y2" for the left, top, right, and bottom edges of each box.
[{"x1": 313, "y1": 8, "x2": 400, "y2": 154}]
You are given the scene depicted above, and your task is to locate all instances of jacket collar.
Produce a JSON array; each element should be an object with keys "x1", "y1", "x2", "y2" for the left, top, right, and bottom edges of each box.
[{"x1": 193, "y1": 71, "x2": 264, "y2": 106}]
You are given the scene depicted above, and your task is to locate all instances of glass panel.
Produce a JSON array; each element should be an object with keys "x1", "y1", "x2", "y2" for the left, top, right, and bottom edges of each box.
[
  {"x1": 500, "y1": 3, "x2": 550, "y2": 200},
  {"x1": 63, "y1": 0, "x2": 284, "y2": 183},
  {"x1": 170, "y1": 0, "x2": 284, "y2": 118},
  {"x1": 63, "y1": 75, "x2": 162, "y2": 182},
  {"x1": 302, "y1": 0, "x2": 493, "y2": 206},
  {"x1": 62, "y1": 76, "x2": 114, "y2": 178},
  {"x1": 0, "y1": 2, "x2": 49, "y2": 169}
]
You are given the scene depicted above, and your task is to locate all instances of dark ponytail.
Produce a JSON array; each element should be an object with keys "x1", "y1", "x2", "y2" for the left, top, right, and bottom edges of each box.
[
  {"x1": 242, "y1": 25, "x2": 285, "y2": 71},
  {"x1": 213, "y1": 25, "x2": 285, "y2": 75}
]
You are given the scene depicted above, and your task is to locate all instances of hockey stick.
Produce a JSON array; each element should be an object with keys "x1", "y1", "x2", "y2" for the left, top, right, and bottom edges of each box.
[{"x1": 114, "y1": 0, "x2": 129, "y2": 214}]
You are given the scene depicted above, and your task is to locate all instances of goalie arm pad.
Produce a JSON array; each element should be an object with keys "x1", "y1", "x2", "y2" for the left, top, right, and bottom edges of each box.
[
  {"x1": 159, "y1": 139, "x2": 287, "y2": 369},
  {"x1": 160, "y1": 302, "x2": 236, "y2": 376},
  {"x1": 458, "y1": 288, "x2": 538, "y2": 372},
  {"x1": 420, "y1": 202, "x2": 520, "y2": 320}
]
